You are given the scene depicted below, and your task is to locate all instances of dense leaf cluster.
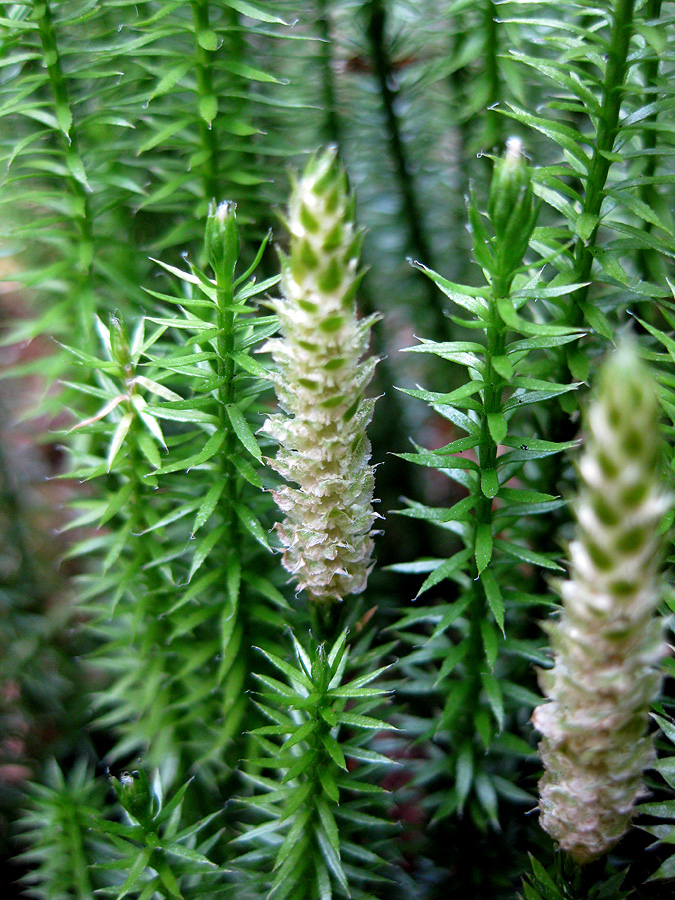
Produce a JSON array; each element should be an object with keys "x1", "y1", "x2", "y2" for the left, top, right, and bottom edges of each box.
[{"x1": 1, "y1": 2, "x2": 675, "y2": 900}]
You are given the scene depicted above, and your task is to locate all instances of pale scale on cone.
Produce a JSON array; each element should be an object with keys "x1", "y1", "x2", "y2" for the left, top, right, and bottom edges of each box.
[{"x1": 262, "y1": 148, "x2": 379, "y2": 604}]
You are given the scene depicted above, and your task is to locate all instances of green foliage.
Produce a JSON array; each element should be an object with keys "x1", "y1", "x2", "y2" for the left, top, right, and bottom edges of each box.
[
  {"x1": 100, "y1": 767, "x2": 223, "y2": 899},
  {"x1": 391, "y1": 141, "x2": 581, "y2": 828},
  {"x1": 640, "y1": 714, "x2": 675, "y2": 881},
  {"x1": 520, "y1": 853, "x2": 631, "y2": 900},
  {"x1": 234, "y1": 630, "x2": 395, "y2": 900},
  {"x1": 503, "y1": 0, "x2": 675, "y2": 343},
  {"x1": 19, "y1": 761, "x2": 222, "y2": 900},
  {"x1": 0, "y1": 0, "x2": 297, "y2": 356},
  {"x1": 18, "y1": 759, "x2": 107, "y2": 900},
  {"x1": 2, "y1": 2, "x2": 675, "y2": 899},
  {"x1": 61, "y1": 214, "x2": 283, "y2": 772}
]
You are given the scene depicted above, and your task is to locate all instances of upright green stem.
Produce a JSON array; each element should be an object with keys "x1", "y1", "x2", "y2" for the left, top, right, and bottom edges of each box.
[
  {"x1": 570, "y1": 0, "x2": 635, "y2": 325},
  {"x1": 120, "y1": 401, "x2": 180, "y2": 753},
  {"x1": 477, "y1": 276, "x2": 509, "y2": 476},
  {"x1": 204, "y1": 203, "x2": 255, "y2": 772},
  {"x1": 462, "y1": 275, "x2": 508, "y2": 732},
  {"x1": 33, "y1": 0, "x2": 95, "y2": 339},
  {"x1": 483, "y1": 0, "x2": 503, "y2": 149},
  {"x1": 206, "y1": 200, "x2": 241, "y2": 547},
  {"x1": 62, "y1": 798, "x2": 94, "y2": 900},
  {"x1": 453, "y1": 141, "x2": 537, "y2": 752},
  {"x1": 191, "y1": 0, "x2": 220, "y2": 205},
  {"x1": 33, "y1": 1, "x2": 93, "y2": 261},
  {"x1": 215, "y1": 264, "x2": 238, "y2": 545}
]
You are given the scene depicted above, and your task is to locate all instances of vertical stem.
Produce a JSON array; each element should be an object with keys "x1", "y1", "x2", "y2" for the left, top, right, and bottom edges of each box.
[
  {"x1": 483, "y1": 0, "x2": 502, "y2": 149},
  {"x1": 120, "y1": 367, "x2": 158, "y2": 604},
  {"x1": 62, "y1": 799, "x2": 94, "y2": 900},
  {"x1": 32, "y1": 0, "x2": 95, "y2": 339},
  {"x1": 636, "y1": 0, "x2": 663, "y2": 288},
  {"x1": 309, "y1": 601, "x2": 339, "y2": 644},
  {"x1": 363, "y1": 0, "x2": 448, "y2": 339},
  {"x1": 215, "y1": 266, "x2": 237, "y2": 545},
  {"x1": 317, "y1": 0, "x2": 342, "y2": 149},
  {"x1": 570, "y1": 0, "x2": 636, "y2": 325},
  {"x1": 122, "y1": 415, "x2": 175, "y2": 738},
  {"x1": 33, "y1": 1, "x2": 93, "y2": 258},
  {"x1": 191, "y1": 0, "x2": 220, "y2": 205},
  {"x1": 462, "y1": 274, "x2": 508, "y2": 730},
  {"x1": 536, "y1": 3, "x2": 637, "y2": 559}
]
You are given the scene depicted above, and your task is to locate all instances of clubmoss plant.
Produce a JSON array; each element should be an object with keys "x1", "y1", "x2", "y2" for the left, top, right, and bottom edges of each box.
[
  {"x1": 61, "y1": 205, "x2": 283, "y2": 775},
  {"x1": 505, "y1": 0, "x2": 675, "y2": 367},
  {"x1": 18, "y1": 759, "x2": 104, "y2": 899},
  {"x1": 533, "y1": 340, "x2": 669, "y2": 864},
  {"x1": 234, "y1": 630, "x2": 395, "y2": 900},
  {"x1": 263, "y1": 147, "x2": 379, "y2": 607},
  {"x1": 392, "y1": 138, "x2": 581, "y2": 827},
  {"x1": 18, "y1": 761, "x2": 222, "y2": 899},
  {"x1": 4, "y1": 3, "x2": 675, "y2": 898}
]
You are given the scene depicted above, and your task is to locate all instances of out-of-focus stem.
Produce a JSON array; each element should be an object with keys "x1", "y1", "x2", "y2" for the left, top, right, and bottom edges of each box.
[
  {"x1": 317, "y1": 0, "x2": 342, "y2": 148},
  {"x1": 483, "y1": 0, "x2": 503, "y2": 149},
  {"x1": 570, "y1": 0, "x2": 636, "y2": 326},
  {"x1": 363, "y1": 0, "x2": 448, "y2": 339},
  {"x1": 191, "y1": 0, "x2": 220, "y2": 205}
]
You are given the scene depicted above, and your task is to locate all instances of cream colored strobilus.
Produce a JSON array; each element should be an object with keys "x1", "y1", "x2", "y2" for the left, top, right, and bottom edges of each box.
[
  {"x1": 532, "y1": 340, "x2": 669, "y2": 864},
  {"x1": 262, "y1": 148, "x2": 379, "y2": 605}
]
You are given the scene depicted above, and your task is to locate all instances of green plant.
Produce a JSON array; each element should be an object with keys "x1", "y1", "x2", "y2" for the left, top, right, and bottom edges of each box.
[
  {"x1": 62, "y1": 203, "x2": 282, "y2": 774},
  {"x1": 234, "y1": 630, "x2": 395, "y2": 900},
  {"x1": 390, "y1": 136, "x2": 581, "y2": 829},
  {"x1": 2, "y1": 3, "x2": 675, "y2": 900}
]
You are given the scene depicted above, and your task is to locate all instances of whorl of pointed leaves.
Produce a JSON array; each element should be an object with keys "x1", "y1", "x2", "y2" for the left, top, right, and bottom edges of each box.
[
  {"x1": 234, "y1": 631, "x2": 395, "y2": 900},
  {"x1": 263, "y1": 148, "x2": 379, "y2": 604},
  {"x1": 533, "y1": 341, "x2": 668, "y2": 865},
  {"x1": 19, "y1": 760, "x2": 222, "y2": 899}
]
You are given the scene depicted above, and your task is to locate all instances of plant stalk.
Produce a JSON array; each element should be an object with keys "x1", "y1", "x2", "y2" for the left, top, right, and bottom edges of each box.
[
  {"x1": 483, "y1": 0, "x2": 503, "y2": 149},
  {"x1": 462, "y1": 274, "x2": 508, "y2": 734},
  {"x1": 363, "y1": 0, "x2": 448, "y2": 339},
  {"x1": 191, "y1": 0, "x2": 220, "y2": 206},
  {"x1": 317, "y1": 0, "x2": 342, "y2": 149},
  {"x1": 33, "y1": 0, "x2": 95, "y2": 340},
  {"x1": 570, "y1": 0, "x2": 636, "y2": 325}
]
